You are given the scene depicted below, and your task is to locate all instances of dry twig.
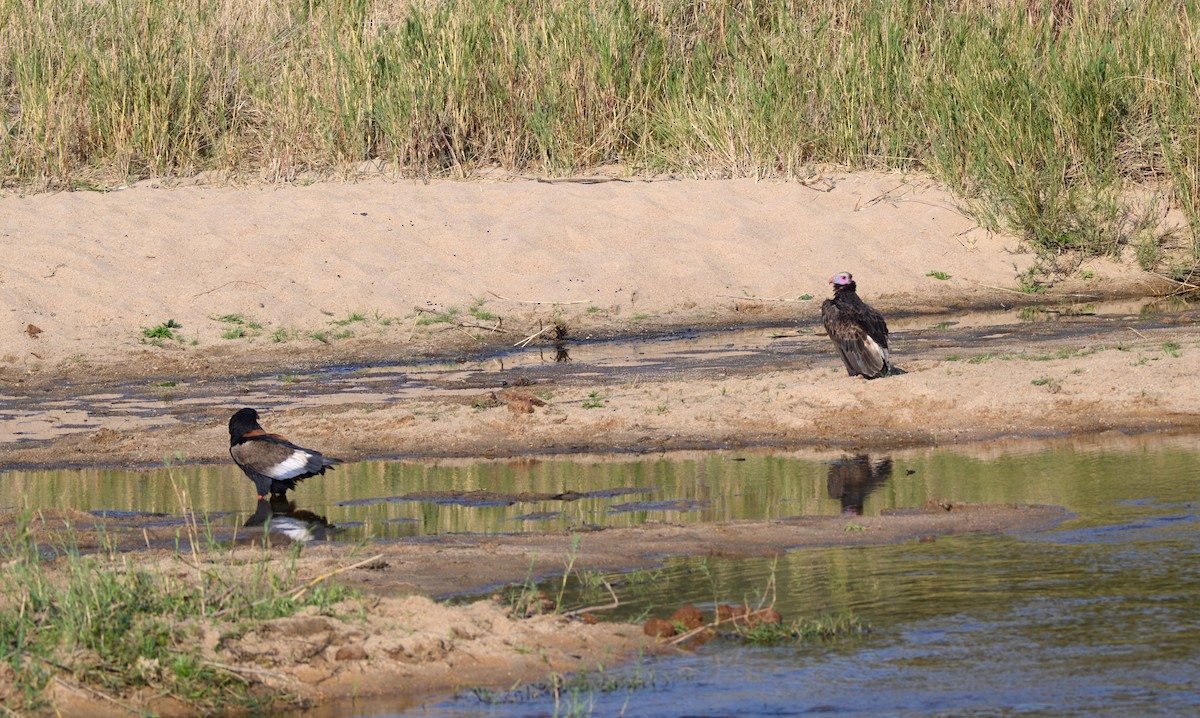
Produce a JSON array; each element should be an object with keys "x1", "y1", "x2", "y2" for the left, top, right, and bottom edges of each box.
[
  {"x1": 287, "y1": 553, "x2": 386, "y2": 602},
  {"x1": 487, "y1": 290, "x2": 588, "y2": 305},
  {"x1": 514, "y1": 324, "x2": 554, "y2": 347}
]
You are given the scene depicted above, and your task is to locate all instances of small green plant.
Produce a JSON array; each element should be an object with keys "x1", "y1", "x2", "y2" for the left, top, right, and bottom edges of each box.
[
  {"x1": 271, "y1": 327, "x2": 295, "y2": 343},
  {"x1": 307, "y1": 331, "x2": 330, "y2": 344},
  {"x1": 738, "y1": 613, "x2": 867, "y2": 646},
  {"x1": 141, "y1": 319, "x2": 182, "y2": 343},
  {"x1": 926, "y1": 270, "x2": 951, "y2": 280},
  {"x1": 1031, "y1": 377, "x2": 1054, "y2": 386},
  {"x1": 585, "y1": 305, "x2": 602, "y2": 314},
  {"x1": 1162, "y1": 341, "x2": 1182, "y2": 357},
  {"x1": 798, "y1": 293, "x2": 814, "y2": 301},
  {"x1": 331, "y1": 312, "x2": 367, "y2": 326},
  {"x1": 416, "y1": 307, "x2": 460, "y2": 326},
  {"x1": 582, "y1": 391, "x2": 607, "y2": 409},
  {"x1": 468, "y1": 298, "x2": 498, "y2": 322},
  {"x1": 215, "y1": 314, "x2": 261, "y2": 338},
  {"x1": 1135, "y1": 235, "x2": 1161, "y2": 271},
  {"x1": 1016, "y1": 267, "x2": 1046, "y2": 294}
]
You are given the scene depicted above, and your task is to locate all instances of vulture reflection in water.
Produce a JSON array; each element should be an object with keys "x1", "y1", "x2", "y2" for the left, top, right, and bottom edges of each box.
[{"x1": 827, "y1": 454, "x2": 894, "y2": 515}]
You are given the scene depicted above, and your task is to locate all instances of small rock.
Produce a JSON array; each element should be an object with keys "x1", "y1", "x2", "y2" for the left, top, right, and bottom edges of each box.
[
  {"x1": 335, "y1": 645, "x2": 367, "y2": 661},
  {"x1": 670, "y1": 604, "x2": 704, "y2": 630},
  {"x1": 25, "y1": 324, "x2": 42, "y2": 338},
  {"x1": 744, "y1": 608, "x2": 782, "y2": 627},
  {"x1": 643, "y1": 618, "x2": 676, "y2": 638}
]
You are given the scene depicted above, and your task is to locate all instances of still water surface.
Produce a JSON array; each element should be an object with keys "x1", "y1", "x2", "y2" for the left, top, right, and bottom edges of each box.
[
  {"x1": 3, "y1": 433, "x2": 1198, "y2": 716},
  {"x1": 364, "y1": 434, "x2": 1200, "y2": 717}
]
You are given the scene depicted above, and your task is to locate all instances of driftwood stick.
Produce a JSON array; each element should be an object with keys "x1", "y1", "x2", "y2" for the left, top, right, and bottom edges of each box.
[
  {"x1": 487, "y1": 290, "x2": 588, "y2": 305},
  {"x1": 514, "y1": 324, "x2": 553, "y2": 348},
  {"x1": 717, "y1": 293, "x2": 812, "y2": 303}
]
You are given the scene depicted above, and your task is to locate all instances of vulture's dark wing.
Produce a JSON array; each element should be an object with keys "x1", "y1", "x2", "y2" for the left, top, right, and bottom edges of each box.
[{"x1": 822, "y1": 299, "x2": 889, "y2": 377}]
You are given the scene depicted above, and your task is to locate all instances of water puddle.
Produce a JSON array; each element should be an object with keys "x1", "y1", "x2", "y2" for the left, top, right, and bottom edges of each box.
[
  {"x1": 2, "y1": 296, "x2": 1195, "y2": 448},
  {"x1": 0, "y1": 448, "x2": 914, "y2": 546},
  {"x1": 365, "y1": 431, "x2": 1200, "y2": 718}
]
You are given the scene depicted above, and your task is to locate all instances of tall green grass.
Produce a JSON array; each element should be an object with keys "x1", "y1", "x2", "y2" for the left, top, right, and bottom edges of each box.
[{"x1": 2, "y1": 0, "x2": 1199, "y2": 258}]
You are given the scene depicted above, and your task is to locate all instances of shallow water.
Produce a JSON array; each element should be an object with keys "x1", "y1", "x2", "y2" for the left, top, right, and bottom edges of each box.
[
  {"x1": 0, "y1": 451, "x2": 907, "y2": 541},
  {"x1": 7, "y1": 433, "x2": 1194, "y2": 716},
  {"x1": 292, "y1": 432, "x2": 1198, "y2": 718}
]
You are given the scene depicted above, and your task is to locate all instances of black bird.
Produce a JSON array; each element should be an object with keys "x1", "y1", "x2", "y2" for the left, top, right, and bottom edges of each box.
[
  {"x1": 821, "y1": 271, "x2": 891, "y2": 378},
  {"x1": 228, "y1": 408, "x2": 342, "y2": 499}
]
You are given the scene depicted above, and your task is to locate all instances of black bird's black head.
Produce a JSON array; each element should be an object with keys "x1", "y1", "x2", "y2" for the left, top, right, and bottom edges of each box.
[{"x1": 229, "y1": 407, "x2": 263, "y2": 445}]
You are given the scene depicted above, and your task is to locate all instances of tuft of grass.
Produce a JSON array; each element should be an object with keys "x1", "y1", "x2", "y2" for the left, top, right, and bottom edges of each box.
[
  {"x1": 330, "y1": 312, "x2": 367, "y2": 326},
  {"x1": 468, "y1": 298, "x2": 499, "y2": 322},
  {"x1": 1016, "y1": 267, "x2": 1047, "y2": 294},
  {"x1": 1135, "y1": 235, "x2": 1162, "y2": 271},
  {"x1": 214, "y1": 314, "x2": 262, "y2": 339},
  {"x1": 582, "y1": 390, "x2": 607, "y2": 409},
  {"x1": 1162, "y1": 341, "x2": 1182, "y2": 358},
  {"x1": 926, "y1": 270, "x2": 951, "y2": 280},
  {"x1": 416, "y1": 308, "x2": 460, "y2": 326},
  {"x1": 738, "y1": 613, "x2": 867, "y2": 646},
  {"x1": 141, "y1": 319, "x2": 182, "y2": 344}
]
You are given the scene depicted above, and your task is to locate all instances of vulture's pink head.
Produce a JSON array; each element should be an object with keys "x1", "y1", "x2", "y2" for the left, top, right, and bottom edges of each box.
[{"x1": 829, "y1": 271, "x2": 854, "y2": 286}]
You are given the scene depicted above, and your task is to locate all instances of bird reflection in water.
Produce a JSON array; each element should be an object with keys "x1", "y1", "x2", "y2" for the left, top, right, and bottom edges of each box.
[
  {"x1": 240, "y1": 496, "x2": 338, "y2": 544},
  {"x1": 827, "y1": 454, "x2": 893, "y2": 515}
]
